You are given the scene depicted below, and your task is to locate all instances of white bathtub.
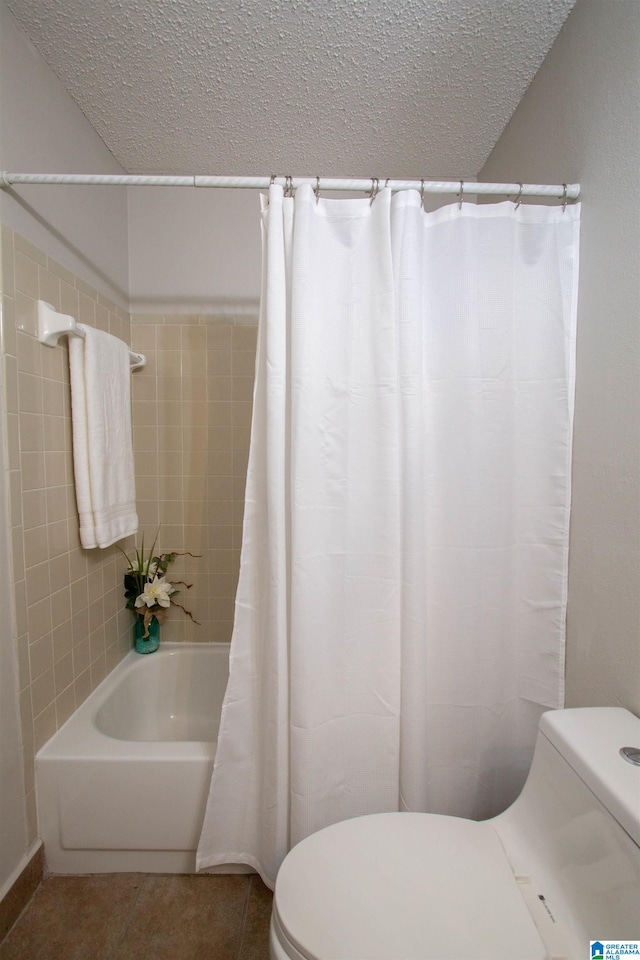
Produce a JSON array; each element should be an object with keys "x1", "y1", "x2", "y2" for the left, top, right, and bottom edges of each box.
[{"x1": 36, "y1": 643, "x2": 231, "y2": 874}]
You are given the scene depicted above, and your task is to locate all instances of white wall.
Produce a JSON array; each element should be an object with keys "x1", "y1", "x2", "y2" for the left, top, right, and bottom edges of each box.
[
  {"x1": 0, "y1": 1, "x2": 129, "y2": 306},
  {"x1": 481, "y1": 0, "x2": 640, "y2": 713},
  {"x1": 128, "y1": 186, "x2": 261, "y2": 313}
]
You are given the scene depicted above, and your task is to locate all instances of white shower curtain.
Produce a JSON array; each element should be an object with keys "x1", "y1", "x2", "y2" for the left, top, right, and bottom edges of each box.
[{"x1": 197, "y1": 184, "x2": 580, "y2": 888}]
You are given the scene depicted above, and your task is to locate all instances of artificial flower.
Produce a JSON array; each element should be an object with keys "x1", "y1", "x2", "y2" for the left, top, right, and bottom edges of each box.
[{"x1": 134, "y1": 575, "x2": 175, "y2": 609}]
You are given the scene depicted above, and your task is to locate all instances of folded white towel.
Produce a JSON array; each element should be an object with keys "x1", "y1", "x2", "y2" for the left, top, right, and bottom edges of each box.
[{"x1": 69, "y1": 324, "x2": 138, "y2": 549}]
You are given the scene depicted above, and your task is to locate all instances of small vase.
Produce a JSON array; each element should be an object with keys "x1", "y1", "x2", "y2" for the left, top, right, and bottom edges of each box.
[{"x1": 134, "y1": 614, "x2": 160, "y2": 654}]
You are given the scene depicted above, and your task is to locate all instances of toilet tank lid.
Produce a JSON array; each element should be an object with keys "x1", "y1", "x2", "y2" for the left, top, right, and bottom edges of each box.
[{"x1": 539, "y1": 707, "x2": 640, "y2": 847}]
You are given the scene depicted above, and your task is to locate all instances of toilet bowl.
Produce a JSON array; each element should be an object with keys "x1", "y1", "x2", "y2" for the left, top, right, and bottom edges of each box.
[{"x1": 270, "y1": 707, "x2": 640, "y2": 960}]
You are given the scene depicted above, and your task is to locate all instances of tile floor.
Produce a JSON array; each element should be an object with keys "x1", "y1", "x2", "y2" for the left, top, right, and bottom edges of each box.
[{"x1": 0, "y1": 873, "x2": 273, "y2": 960}]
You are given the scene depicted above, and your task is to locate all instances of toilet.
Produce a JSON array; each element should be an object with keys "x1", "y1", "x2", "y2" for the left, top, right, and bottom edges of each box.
[{"x1": 270, "y1": 707, "x2": 640, "y2": 960}]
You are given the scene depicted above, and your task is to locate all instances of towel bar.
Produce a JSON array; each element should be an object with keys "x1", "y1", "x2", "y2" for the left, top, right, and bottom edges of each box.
[{"x1": 37, "y1": 300, "x2": 146, "y2": 370}]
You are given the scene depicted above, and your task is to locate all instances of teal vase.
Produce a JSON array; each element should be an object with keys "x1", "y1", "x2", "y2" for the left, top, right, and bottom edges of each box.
[{"x1": 134, "y1": 614, "x2": 160, "y2": 654}]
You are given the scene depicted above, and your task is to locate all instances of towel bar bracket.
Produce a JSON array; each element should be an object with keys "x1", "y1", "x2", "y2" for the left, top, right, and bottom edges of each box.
[
  {"x1": 38, "y1": 300, "x2": 76, "y2": 348},
  {"x1": 37, "y1": 300, "x2": 146, "y2": 370}
]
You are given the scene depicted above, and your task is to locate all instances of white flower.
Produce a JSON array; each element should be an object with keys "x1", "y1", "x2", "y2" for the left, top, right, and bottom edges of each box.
[{"x1": 135, "y1": 575, "x2": 175, "y2": 610}]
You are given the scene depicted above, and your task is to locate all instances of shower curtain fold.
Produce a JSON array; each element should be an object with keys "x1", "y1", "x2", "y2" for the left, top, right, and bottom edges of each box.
[{"x1": 196, "y1": 184, "x2": 580, "y2": 889}]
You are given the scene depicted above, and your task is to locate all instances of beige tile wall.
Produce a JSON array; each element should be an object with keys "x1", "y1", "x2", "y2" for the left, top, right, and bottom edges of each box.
[
  {"x1": 0, "y1": 224, "x2": 134, "y2": 843},
  {"x1": 130, "y1": 315, "x2": 257, "y2": 644}
]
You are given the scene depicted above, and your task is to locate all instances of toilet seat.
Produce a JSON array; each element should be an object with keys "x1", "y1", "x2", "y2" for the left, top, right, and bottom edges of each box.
[{"x1": 271, "y1": 812, "x2": 549, "y2": 960}]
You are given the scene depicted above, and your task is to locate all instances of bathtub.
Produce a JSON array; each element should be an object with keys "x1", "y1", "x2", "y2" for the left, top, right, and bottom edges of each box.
[{"x1": 36, "y1": 642, "x2": 232, "y2": 874}]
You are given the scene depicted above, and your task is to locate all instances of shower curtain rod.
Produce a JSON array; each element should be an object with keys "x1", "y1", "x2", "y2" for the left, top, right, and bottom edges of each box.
[{"x1": 0, "y1": 172, "x2": 580, "y2": 200}]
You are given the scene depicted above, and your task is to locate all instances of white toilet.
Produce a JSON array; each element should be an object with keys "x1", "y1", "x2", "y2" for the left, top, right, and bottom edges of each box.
[{"x1": 270, "y1": 707, "x2": 640, "y2": 960}]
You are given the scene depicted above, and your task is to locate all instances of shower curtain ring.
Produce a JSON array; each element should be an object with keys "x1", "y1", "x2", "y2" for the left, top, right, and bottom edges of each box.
[
  {"x1": 420, "y1": 179, "x2": 426, "y2": 210},
  {"x1": 561, "y1": 183, "x2": 568, "y2": 212},
  {"x1": 458, "y1": 180, "x2": 464, "y2": 209},
  {"x1": 315, "y1": 176, "x2": 321, "y2": 204},
  {"x1": 369, "y1": 177, "x2": 379, "y2": 205},
  {"x1": 284, "y1": 175, "x2": 294, "y2": 197},
  {"x1": 514, "y1": 183, "x2": 523, "y2": 209}
]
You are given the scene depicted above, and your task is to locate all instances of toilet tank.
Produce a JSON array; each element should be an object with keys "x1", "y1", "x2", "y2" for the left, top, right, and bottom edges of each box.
[{"x1": 493, "y1": 707, "x2": 640, "y2": 952}]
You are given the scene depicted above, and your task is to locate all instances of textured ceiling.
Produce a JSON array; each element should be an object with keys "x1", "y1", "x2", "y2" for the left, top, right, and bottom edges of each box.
[{"x1": 6, "y1": 0, "x2": 576, "y2": 178}]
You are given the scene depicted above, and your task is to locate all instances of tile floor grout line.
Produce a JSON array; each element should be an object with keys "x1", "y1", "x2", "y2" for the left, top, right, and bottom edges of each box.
[
  {"x1": 233, "y1": 875, "x2": 253, "y2": 960},
  {"x1": 106, "y1": 872, "x2": 148, "y2": 959}
]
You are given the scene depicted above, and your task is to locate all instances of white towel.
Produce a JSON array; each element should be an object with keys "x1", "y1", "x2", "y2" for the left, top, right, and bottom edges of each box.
[{"x1": 69, "y1": 324, "x2": 138, "y2": 549}]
